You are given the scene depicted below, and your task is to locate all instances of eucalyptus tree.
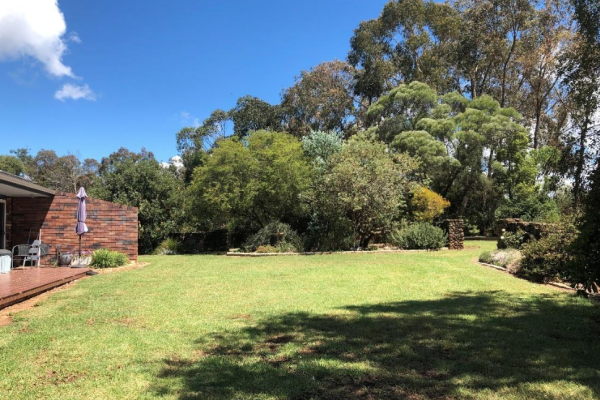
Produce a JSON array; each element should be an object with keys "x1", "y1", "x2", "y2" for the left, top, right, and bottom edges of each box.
[
  {"x1": 366, "y1": 81, "x2": 439, "y2": 142},
  {"x1": 231, "y1": 95, "x2": 283, "y2": 138},
  {"x1": 348, "y1": 0, "x2": 575, "y2": 152},
  {"x1": 560, "y1": 0, "x2": 600, "y2": 206},
  {"x1": 176, "y1": 96, "x2": 282, "y2": 182},
  {"x1": 348, "y1": 0, "x2": 460, "y2": 102},
  {"x1": 281, "y1": 60, "x2": 357, "y2": 137}
]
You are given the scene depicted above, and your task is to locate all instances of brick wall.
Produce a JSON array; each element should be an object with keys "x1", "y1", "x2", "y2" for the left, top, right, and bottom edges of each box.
[{"x1": 6, "y1": 192, "x2": 138, "y2": 263}]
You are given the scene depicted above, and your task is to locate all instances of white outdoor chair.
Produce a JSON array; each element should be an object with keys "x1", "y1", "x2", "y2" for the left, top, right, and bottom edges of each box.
[
  {"x1": 23, "y1": 240, "x2": 42, "y2": 267},
  {"x1": 12, "y1": 240, "x2": 50, "y2": 267}
]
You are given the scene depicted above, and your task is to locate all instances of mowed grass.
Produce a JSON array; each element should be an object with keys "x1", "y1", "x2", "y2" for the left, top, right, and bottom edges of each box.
[{"x1": 1, "y1": 241, "x2": 599, "y2": 400}]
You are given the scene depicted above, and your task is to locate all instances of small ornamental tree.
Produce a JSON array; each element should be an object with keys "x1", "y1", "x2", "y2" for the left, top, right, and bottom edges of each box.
[
  {"x1": 411, "y1": 186, "x2": 450, "y2": 222},
  {"x1": 309, "y1": 134, "x2": 417, "y2": 248}
]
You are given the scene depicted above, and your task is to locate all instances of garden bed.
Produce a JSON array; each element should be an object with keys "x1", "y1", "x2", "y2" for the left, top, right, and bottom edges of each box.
[
  {"x1": 92, "y1": 262, "x2": 149, "y2": 274},
  {"x1": 477, "y1": 260, "x2": 600, "y2": 300}
]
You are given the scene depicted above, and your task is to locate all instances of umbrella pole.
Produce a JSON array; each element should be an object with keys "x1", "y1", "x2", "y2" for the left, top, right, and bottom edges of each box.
[{"x1": 79, "y1": 235, "x2": 82, "y2": 258}]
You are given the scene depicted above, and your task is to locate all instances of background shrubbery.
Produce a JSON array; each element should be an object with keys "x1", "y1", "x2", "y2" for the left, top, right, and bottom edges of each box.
[
  {"x1": 243, "y1": 222, "x2": 304, "y2": 253},
  {"x1": 498, "y1": 229, "x2": 527, "y2": 250},
  {"x1": 519, "y1": 221, "x2": 578, "y2": 282},
  {"x1": 153, "y1": 238, "x2": 182, "y2": 255}
]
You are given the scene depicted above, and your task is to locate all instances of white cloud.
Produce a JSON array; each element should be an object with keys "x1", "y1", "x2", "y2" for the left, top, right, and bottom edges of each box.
[
  {"x1": 160, "y1": 156, "x2": 184, "y2": 170},
  {"x1": 54, "y1": 83, "x2": 96, "y2": 101},
  {"x1": 0, "y1": 0, "x2": 75, "y2": 77},
  {"x1": 67, "y1": 31, "x2": 81, "y2": 44},
  {"x1": 181, "y1": 111, "x2": 201, "y2": 128}
]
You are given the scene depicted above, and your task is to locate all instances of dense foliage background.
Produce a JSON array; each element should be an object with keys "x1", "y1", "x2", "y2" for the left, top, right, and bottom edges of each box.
[{"x1": 1, "y1": 0, "x2": 598, "y2": 288}]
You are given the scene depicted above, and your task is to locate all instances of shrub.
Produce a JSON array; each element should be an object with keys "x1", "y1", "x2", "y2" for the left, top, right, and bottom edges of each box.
[
  {"x1": 565, "y1": 164, "x2": 600, "y2": 293},
  {"x1": 243, "y1": 222, "x2": 303, "y2": 253},
  {"x1": 411, "y1": 186, "x2": 450, "y2": 222},
  {"x1": 308, "y1": 135, "x2": 417, "y2": 248},
  {"x1": 255, "y1": 245, "x2": 277, "y2": 253},
  {"x1": 153, "y1": 238, "x2": 182, "y2": 255},
  {"x1": 301, "y1": 130, "x2": 343, "y2": 165},
  {"x1": 480, "y1": 249, "x2": 522, "y2": 273},
  {"x1": 498, "y1": 229, "x2": 526, "y2": 249},
  {"x1": 304, "y1": 214, "x2": 355, "y2": 251},
  {"x1": 90, "y1": 249, "x2": 129, "y2": 268},
  {"x1": 520, "y1": 222, "x2": 578, "y2": 282},
  {"x1": 276, "y1": 242, "x2": 300, "y2": 253},
  {"x1": 390, "y1": 222, "x2": 447, "y2": 250},
  {"x1": 479, "y1": 250, "x2": 492, "y2": 264}
]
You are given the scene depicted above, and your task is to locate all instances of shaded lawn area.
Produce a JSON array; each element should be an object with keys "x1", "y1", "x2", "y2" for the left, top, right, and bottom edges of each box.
[{"x1": 0, "y1": 241, "x2": 599, "y2": 399}]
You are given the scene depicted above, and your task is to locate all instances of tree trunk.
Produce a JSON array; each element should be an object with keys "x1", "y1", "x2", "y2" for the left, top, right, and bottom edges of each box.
[
  {"x1": 533, "y1": 108, "x2": 541, "y2": 149},
  {"x1": 359, "y1": 234, "x2": 372, "y2": 249},
  {"x1": 500, "y1": 32, "x2": 518, "y2": 108},
  {"x1": 573, "y1": 116, "x2": 589, "y2": 207},
  {"x1": 441, "y1": 168, "x2": 462, "y2": 197}
]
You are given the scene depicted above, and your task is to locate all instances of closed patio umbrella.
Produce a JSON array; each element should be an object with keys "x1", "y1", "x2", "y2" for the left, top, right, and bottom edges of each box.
[{"x1": 73, "y1": 187, "x2": 89, "y2": 267}]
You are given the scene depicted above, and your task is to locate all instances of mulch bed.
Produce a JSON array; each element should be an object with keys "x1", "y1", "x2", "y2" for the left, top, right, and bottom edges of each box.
[{"x1": 92, "y1": 262, "x2": 149, "y2": 274}]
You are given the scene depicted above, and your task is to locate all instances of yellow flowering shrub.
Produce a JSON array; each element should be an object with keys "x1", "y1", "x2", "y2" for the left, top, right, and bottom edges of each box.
[{"x1": 411, "y1": 187, "x2": 450, "y2": 222}]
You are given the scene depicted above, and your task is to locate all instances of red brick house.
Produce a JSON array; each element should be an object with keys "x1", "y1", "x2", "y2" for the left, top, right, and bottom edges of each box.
[{"x1": 0, "y1": 170, "x2": 138, "y2": 263}]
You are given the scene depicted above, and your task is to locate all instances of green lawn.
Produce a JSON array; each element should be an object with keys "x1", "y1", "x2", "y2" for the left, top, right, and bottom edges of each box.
[{"x1": 1, "y1": 241, "x2": 599, "y2": 400}]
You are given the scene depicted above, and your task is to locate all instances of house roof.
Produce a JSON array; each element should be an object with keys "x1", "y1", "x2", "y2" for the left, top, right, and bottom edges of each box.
[{"x1": 0, "y1": 170, "x2": 56, "y2": 198}]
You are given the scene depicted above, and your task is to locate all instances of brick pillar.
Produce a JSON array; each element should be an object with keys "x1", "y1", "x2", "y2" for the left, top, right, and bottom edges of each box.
[{"x1": 443, "y1": 219, "x2": 464, "y2": 250}]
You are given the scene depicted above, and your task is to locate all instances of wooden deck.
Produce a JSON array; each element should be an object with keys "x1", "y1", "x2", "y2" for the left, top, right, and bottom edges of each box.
[{"x1": 0, "y1": 267, "x2": 89, "y2": 309}]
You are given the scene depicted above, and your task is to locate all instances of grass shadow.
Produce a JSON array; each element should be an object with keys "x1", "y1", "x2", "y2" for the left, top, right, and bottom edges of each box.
[{"x1": 153, "y1": 291, "x2": 600, "y2": 399}]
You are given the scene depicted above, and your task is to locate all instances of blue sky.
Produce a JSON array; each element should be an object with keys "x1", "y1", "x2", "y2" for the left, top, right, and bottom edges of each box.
[{"x1": 0, "y1": 0, "x2": 388, "y2": 163}]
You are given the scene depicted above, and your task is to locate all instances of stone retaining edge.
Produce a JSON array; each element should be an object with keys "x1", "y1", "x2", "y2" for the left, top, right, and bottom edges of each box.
[
  {"x1": 227, "y1": 248, "x2": 451, "y2": 257},
  {"x1": 478, "y1": 261, "x2": 599, "y2": 300}
]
